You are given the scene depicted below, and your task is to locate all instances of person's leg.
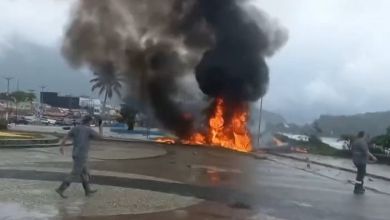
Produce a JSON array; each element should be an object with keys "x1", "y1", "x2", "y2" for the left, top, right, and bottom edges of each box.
[
  {"x1": 56, "y1": 157, "x2": 83, "y2": 198},
  {"x1": 354, "y1": 164, "x2": 366, "y2": 194},
  {"x1": 56, "y1": 162, "x2": 79, "y2": 198},
  {"x1": 80, "y1": 164, "x2": 97, "y2": 196},
  {"x1": 360, "y1": 164, "x2": 366, "y2": 190}
]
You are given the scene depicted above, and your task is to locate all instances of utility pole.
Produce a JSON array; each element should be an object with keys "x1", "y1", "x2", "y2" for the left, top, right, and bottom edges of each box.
[
  {"x1": 257, "y1": 98, "x2": 264, "y2": 148},
  {"x1": 28, "y1": 89, "x2": 35, "y2": 115},
  {"x1": 39, "y1": 86, "x2": 46, "y2": 119},
  {"x1": 16, "y1": 79, "x2": 19, "y2": 91},
  {"x1": 3, "y1": 77, "x2": 13, "y2": 121},
  {"x1": 4, "y1": 77, "x2": 13, "y2": 95}
]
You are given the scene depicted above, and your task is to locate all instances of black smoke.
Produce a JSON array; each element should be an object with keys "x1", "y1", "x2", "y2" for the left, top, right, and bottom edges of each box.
[
  {"x1": 62, "y1": 0, "x2": 288, "y2": 138},
  {"x1": 196, "y1": 0, "x2": 271, "y2": 102}
]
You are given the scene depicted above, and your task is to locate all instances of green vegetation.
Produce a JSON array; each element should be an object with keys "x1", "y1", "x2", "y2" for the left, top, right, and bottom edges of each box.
[
  {"x1": 9, "y1": 91, "x2": 36, "y2": 103},
  {"x1": 0, "y1": 119, "x2": 7, "y2": 130},
  {"x1": 118, "y1": 104, "x2": 137, "y2": 131},
  {"x1": 0, "y1": 132, "x2": 43, "y2": 140},
  {"x1": 313, "y1": 111, "x2": 390, "y2": 137},
  {"x1": 371, "y1": 126, "x2": 390, "y2": 148},
  {"x1": 275, "y1": 133, "x2": 342, "y2": 156},
  {"x1": 306, "y1": 135, "x2": 340, "y2": 156},
  {"x1": 90, "y1": 66, "x2": 123, "y2": 114},
  {"x1": 0, "y1": 91, "x2": 36, "y2": 103}
]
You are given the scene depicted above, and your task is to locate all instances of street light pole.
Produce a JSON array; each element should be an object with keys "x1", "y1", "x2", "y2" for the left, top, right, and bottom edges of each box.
[
  {"x1": 4, "y1": 77, "x2": 13, "y2": 95},
  {"x1": 28, "y1": 89, "x2": 35, "y2": 115},
  {"x1": 3, "y1": 77, "x2": 13, "y2": 121},
  {"x1": 257, "y1": 98, "x2": 264, "y2": 148},
  {"x1": 39, "y1": 86, "x2": 46, "y2": 119}
]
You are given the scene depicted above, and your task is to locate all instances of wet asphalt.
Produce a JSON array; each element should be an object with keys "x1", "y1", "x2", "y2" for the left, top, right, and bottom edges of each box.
[{"x1": 1, "y1": 141, "x2": 390, "y2": 219}]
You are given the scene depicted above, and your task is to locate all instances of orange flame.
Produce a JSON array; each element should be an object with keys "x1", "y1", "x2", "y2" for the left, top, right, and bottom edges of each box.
[
  {"x1": 156, "y1": 137, "x2": 176, "y2": 144},
  {"x1": 156, "y1": 98, "x2": 253, "y2": 153},
  {"x1": 205, "y1": 98, "x2": 252, "y2": 152}
]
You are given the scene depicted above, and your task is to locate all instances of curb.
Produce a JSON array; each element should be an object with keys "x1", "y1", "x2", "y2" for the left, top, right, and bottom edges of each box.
[
  {"x1": 0, "y1": 142, "x2": 73, "y2": 149},
  {"x1": 270, "y1": 152, "x2": 390, "y2": 182},
  {"x1": 9, "y1": 128, "x2": 158, "y2": 144},
  {"x1": 100, "y1": 137, "x2": 154, "y2": 144},
  {"x1": 0, "y1": 134, "x2": 61, "y2": 149},
  {"x1": 0, "y1": 143, "x2": 60, "y2": 148}
]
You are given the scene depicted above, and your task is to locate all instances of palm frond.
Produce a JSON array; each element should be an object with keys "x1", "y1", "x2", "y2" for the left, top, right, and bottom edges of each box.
[
  {"x1": 113, "y1": 86, "x2": 122, "y2": 98},
  {"x1": 90, "y1": 77, "x2": 100, "y2": 83},
  {"x1": 99, "y1": 86, "x2": 106, "y2": 96},
  {"x1": 107, "y1": 87, "x2": 113, "y2": 98},
  {"x1": 90, "y1": 70, "x2": 124, "y2": 100},
  {"x1": 91, "y1": 81, "x2": 104, "y2": 92},
  {"x1": 113, "y1": 81, "x2": 122, "y2": 88}
]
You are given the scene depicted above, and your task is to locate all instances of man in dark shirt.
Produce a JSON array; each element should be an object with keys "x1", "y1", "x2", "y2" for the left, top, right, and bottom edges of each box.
[
  {"x1": 351, "y1": 131, "x2": 377, "y2": 194},
  {"x1": 56, "y1": 115, "x2": 101, "y2": 198}
]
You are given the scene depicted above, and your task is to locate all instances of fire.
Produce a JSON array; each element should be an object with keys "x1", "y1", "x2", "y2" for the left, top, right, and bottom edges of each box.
[
  {"x1": 156, "y1": 98, "x2": 253, "y2": 153},
  {"x1": 203, "y1": 98, "x2": 252, "y2": 152},
  {"x1": 156, "y1": 137, "x2": 176, "y2": 144}
]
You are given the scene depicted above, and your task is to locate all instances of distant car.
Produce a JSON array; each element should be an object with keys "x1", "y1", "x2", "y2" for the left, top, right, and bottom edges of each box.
[
  {"x1": 9, "y1": 117, "x2": 29, "y2": 125},
  {"x1": 24, "y1": 116, "x2": 39, "y2": 124},
  {"x1": 40, "y1": 118, "x2": 56, "y2": 125},
  {"x1": 56, "y1": 118, "x2": 74, "y2": 126},
  {"x1": 17, "y1": 118, "x2": 29, "y2": 125}
]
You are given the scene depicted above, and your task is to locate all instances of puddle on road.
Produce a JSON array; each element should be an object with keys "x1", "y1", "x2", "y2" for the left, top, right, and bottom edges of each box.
[
  {"x1": 0, "y1": 202, "x2": 58, "y2": 220},
  {"x1": 0, "y1": 178, "x2": 202, "y2": 218},
  {"x1": 187, "y1": 164, "x2": 243, "y2": 186}
]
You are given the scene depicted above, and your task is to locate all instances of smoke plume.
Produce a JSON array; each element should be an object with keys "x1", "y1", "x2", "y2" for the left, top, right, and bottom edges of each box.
[{"x1": 62, "y1": 0, "x2": 288, "y2": 138}]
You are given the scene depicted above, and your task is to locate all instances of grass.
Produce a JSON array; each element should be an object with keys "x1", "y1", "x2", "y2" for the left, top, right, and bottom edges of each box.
[
  {"x1": 0, "y1": 131, "x2": 43, "y2": 140},
  {"x1": 275, "y1": 133, "x2": 341, "y2": 156}
]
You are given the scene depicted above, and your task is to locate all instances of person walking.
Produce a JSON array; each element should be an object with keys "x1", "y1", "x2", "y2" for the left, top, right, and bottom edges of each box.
[
  {"x1": 98, "y1": 118, "x2": 103, "y2": 135},
  {"x1": 55, "y1": 115, "x2": 101, "y2": 198},
  {"x1": 351, "y1": 131, "x2": 377, "y2": 194}
]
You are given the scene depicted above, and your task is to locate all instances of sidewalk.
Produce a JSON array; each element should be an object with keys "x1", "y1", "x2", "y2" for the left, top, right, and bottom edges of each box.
[
  {"x1": 9, "y1": 124, "x2": 164, "y2": 142},
  {"x1": 272, "y1": 152, "x2": 390, "y2": 181}
]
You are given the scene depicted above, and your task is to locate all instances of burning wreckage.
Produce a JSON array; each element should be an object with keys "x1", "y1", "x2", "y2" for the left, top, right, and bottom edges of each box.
[{"x1": 62, "y1": 0, "x2": 288, "y2": 152}]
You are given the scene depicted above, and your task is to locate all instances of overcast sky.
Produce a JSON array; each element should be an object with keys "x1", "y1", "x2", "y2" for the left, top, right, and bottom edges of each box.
[{"x1": 0, "y1": 0, "x2": 389, "y2": 124}]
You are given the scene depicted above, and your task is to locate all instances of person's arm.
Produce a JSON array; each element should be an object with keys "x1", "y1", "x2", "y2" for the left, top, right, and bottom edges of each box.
[
  {"x1": 368, "y1": 151, "x2": 377, "y2": 161},
  {"x1": 90, "y1": 128, "x2": 102, "y2": 140},
  {"x1": 365, "y1": 142, "x2": 377, "y2": 162}
]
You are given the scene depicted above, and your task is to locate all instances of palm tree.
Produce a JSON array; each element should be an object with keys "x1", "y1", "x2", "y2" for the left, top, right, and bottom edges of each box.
[{"x1": 90, "y1": 72, "x2": 122, "y2": 116}]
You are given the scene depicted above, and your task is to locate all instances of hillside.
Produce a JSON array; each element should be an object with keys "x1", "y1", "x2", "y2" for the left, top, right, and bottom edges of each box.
[
  {"x1": 313, "y1": 111, "x2": 390, "y2": 137},
  {"x1": 249, "y1": 106, "x2": 286, "y2": 132}
]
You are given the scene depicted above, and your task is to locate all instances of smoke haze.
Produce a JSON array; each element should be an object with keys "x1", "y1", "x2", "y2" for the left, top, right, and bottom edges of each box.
[{"x1": 62, "y1": 0, "x2": 288, "y2": 137}]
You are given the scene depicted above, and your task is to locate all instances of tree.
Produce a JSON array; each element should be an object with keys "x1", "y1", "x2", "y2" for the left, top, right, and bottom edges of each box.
[
  {"x1": 10, "y1": 91, "x2": 35, "y2": 103},
  {"x1": 372, "y1": 135, "x2": 390, "y2": 149},
  {"x1": 386, "y1": 126, "x2": 390, "y2": 136},
  {"x1": 90, "y1": 71, "x2": 122, "y2": 115},
  {"x1": 313, "y1": 122, "x2": 323, "y2": 133},
  {"x1": 0, "y1": 93, "x2": 12, "y2": 101},
  {"x1": 9, "y1": 91, "x2": 36, "y2": 117},
  {"x1": 118, "y1": 104, "x2": 137, "y2": 131}
]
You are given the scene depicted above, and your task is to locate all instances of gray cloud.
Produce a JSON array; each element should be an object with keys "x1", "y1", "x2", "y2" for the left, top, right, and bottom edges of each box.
[{"x1": 256, "y1": 0, "x2": 390, "y2": 123}]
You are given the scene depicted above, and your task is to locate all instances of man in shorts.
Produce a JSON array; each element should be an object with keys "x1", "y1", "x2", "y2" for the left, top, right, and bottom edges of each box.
[{"x1": 55, "y1": 115, "x2": 101, "y2": 198}]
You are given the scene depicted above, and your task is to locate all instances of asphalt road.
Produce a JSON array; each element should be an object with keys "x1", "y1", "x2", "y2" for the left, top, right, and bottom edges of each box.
[{"x1": 1, "y1": 141, "x2": 390, "y2": 219}]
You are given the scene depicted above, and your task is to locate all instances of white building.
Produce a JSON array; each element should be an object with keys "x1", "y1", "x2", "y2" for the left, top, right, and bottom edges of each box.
[{"x1": 79, "y1": 97, "x2": 102, "y2": 115}]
